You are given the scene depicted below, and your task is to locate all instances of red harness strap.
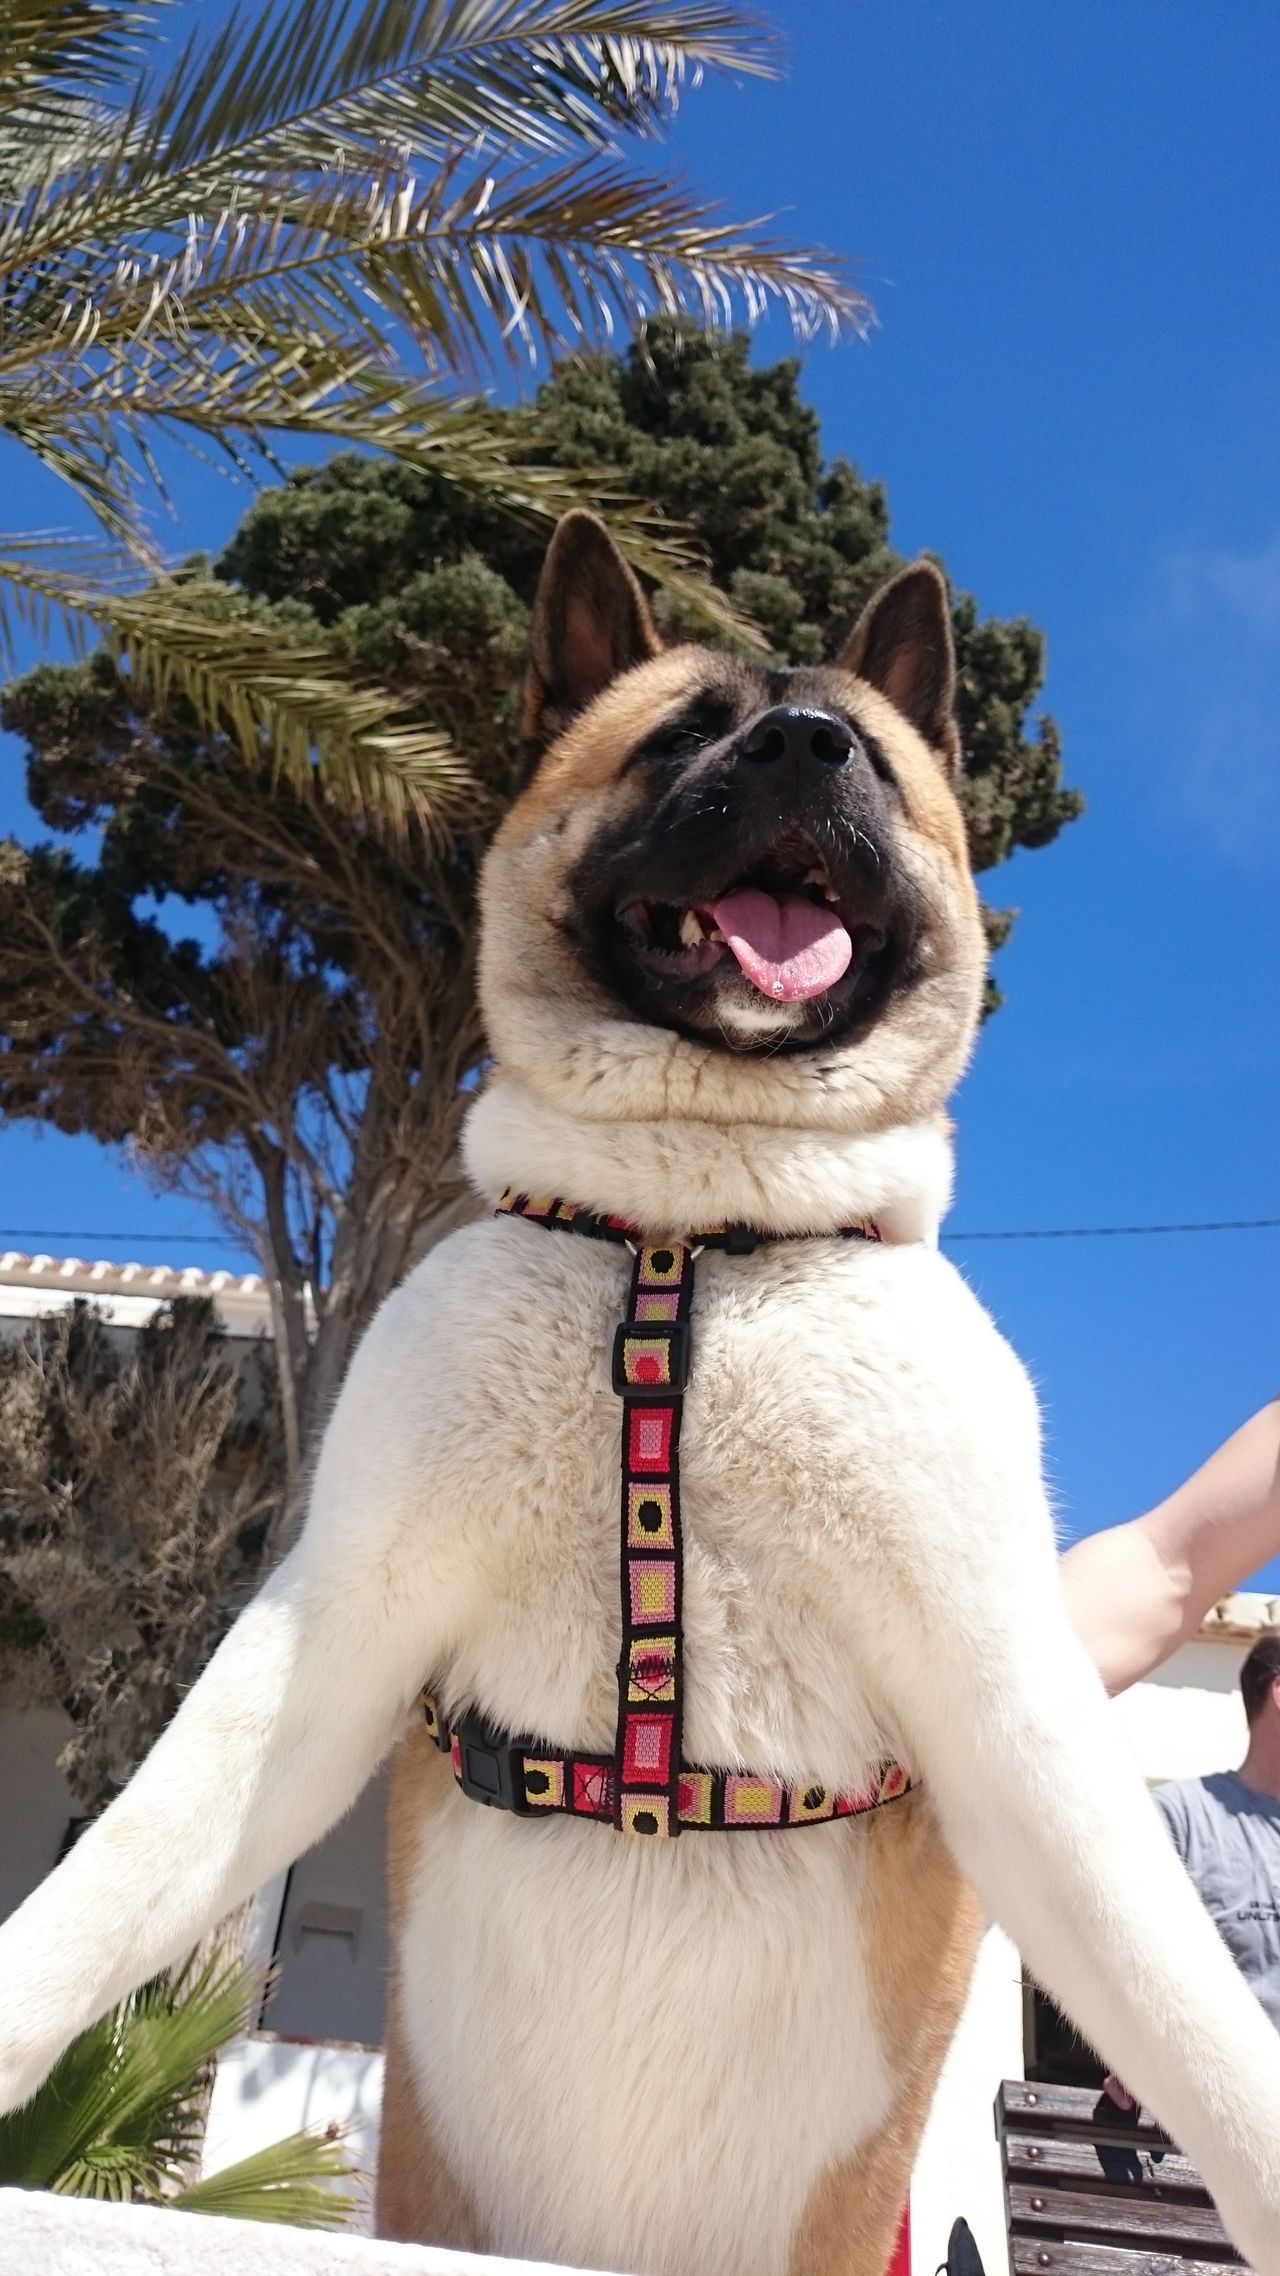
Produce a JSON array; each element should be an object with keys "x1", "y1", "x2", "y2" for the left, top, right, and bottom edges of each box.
[
  {"x1": 421, "y1": 1191, "x2": 914, "y2": 1838},
  {"x1": 887, "y1": 2205, "x2": 912, "y2": 2276}
]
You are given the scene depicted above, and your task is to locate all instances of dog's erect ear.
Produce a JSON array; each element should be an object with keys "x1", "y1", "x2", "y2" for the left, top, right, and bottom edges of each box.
[
  {"x1": 520, "y1": 511, "x2": 662, "y2": 771},
  {"x1": 839, "y1": 560, "x2": 960, "y2": 775}
]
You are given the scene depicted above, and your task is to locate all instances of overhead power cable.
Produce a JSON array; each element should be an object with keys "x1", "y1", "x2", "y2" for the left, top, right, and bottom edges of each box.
[
  {"x1": 946, "y1": 1217, "x2": 1280, "y2": 1242},
  {"x1": 0, "y1": 1227, "x2": 245, "y2": 1250},
  {"x1": 0, "y1": 1217, "x2": 1278, "y2": 1253}
]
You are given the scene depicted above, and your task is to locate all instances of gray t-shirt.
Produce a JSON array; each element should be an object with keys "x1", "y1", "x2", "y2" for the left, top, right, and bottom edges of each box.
[{"x1": 1154, "y1": 1771, "x2": 1280, "y2": 2030}]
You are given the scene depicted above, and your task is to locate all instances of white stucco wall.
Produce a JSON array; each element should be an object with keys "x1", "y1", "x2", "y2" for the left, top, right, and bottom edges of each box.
[
  {"x1": 0, "y1": 2191, "x2": 606, "y2": 2275},
  {"x1": 1111, "y1": 1637, "x2": 1250, "y2": 1781}
]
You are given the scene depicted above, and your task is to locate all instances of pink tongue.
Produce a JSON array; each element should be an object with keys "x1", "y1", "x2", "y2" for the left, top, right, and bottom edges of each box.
[{"x1": 706, "y1": 887, "x2": 853, "y2": 1002}]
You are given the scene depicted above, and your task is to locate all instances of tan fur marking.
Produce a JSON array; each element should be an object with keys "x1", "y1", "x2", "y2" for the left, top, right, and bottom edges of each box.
[
  {"x1": 787, "y1": 1795, "x2": 985, "y2": 2276},
  {"x1": 375, "y1": 1724, "x2": 487, "y2": 2251},
  {"x1": 504, "y1": 647, "x2": 712, "y2": 840}
]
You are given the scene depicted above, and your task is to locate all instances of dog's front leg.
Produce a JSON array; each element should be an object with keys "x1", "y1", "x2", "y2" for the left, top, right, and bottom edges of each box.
[
  {"x1": 861, "y1": 1469, "x2": 1280, "y2": 2276},
  {"x1": 0, "y1": 1301, "x2": 441, "y2": 2116}
]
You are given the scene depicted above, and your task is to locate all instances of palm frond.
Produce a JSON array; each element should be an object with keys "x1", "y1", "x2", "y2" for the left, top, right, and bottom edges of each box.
[
  {"x1": 0, "y1": 2, "x2": 165, "y2": 110},
  {"x1": 0, "y1": 1950, "x2": 355, "y2": 2229},
  {"x1": 2, "y1": 344, "x2": 764, "y2": 642},
  {"x1": 359, "y1": 148, "x2": 867, "y2": 366},
  {"x1": 143, "y1": 0, "x2": 775, "y2": 174},
  {"x1": 3, "y1": 147, "x2": 864, "y2": 413},
  {"x1": 1, "y1": 401, "x2": 158, "y2": 554},
  {"x1": 0, "y1": 0, "x2": 842, "y2": 824},
  {"x1": 0, "y1": 3, "x2": 163, "y2": 194},
  {"x1": 0, "y1": 1953, "x2": 253, "y2": 2198},
  {"x1": 0, "y1": 1, "x2": 774, "y2": 280},
  {"x1": 169, "y1": 2130, "x2": 354, "y2": 2228},
  {"x1": 0, "y1": 541, "x2": 474, "y2": 829}
]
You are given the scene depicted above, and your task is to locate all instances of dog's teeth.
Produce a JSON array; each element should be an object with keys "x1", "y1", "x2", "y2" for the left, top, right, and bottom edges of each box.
[
  {"x1": 678, "y1": 910, "x2": 702, "y2": 948},
  {"x1": 803, "y1": 863, "x2": 840, "y2": 906}
]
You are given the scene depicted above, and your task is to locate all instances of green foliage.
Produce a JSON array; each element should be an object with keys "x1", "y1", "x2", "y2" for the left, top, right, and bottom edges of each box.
[{"x1": 0, "y1": 1951, "x2": 353, "y2": 2225}]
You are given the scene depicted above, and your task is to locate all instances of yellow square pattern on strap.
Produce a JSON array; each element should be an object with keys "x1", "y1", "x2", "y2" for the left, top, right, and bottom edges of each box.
[
  {"x1": 723, "y1": 1775, "x2": 784, "y2": 1827},
  {"x1": 627, "y1": 1483, "x2": 674, "y2": 1550},
  {"x1": 621, "y1": 1793, "x2": 672, "y2": 1838},
  {"x1": 789, "y1": 1780, "x2": 836, "y2": 1824},
  {"x1": 637, "y1": 1244, "x2": 686, "y2": 1287},
  {"x1": 522, "y1": 1758, "x2": 565, "y2": 1810}
]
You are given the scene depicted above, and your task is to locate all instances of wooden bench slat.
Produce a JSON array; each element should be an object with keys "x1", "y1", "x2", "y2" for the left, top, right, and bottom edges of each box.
[
  {"x1": 1000, "y1": 2081, "x2": 1171, "y2": 2148},
  {"x1": 1007, "y1": 2182, "x2": 1237, "y2": 2258},
  {"x1": 1011, "y1": 2237, "x2": 1249, "y2": 2276},
  {"x1": 1004, "y1": 2129, "x2": 1209, "y2": 2200}
]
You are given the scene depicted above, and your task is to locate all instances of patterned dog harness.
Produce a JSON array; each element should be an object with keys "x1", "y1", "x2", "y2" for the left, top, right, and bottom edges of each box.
[{"x1": 421, "y1": 1190, "x2": 914, "y2": 1839}]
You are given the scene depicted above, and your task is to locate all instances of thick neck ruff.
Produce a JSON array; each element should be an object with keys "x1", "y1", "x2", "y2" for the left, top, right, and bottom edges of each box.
[{"x1": 464, "y1": 1074, "x2": 952, "y2": 1247}]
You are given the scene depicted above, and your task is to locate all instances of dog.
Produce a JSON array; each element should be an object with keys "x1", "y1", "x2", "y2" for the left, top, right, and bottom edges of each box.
[{"x1": 2, "y1": 512, "x2": 1280, "y2": 2276}]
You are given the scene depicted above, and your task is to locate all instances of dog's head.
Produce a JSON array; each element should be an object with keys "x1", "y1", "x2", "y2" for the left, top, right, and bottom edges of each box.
[{"x1": 479, "y1": 513, "x2": 986, "y2": 1134}]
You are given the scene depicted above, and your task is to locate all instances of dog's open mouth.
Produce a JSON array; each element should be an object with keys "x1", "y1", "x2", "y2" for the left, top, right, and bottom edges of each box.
[{"x1": 617, "y1": 832, "x2": 883, "y2": 1004}]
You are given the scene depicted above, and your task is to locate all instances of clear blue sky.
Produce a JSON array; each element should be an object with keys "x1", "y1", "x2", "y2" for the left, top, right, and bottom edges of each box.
[{"x1": 1, "y1": 1, "x2": 1277, "y2": 1579}]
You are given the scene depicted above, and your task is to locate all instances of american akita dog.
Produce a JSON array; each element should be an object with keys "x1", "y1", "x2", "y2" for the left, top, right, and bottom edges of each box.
[{"x1": 2, "y1": 514, "x2": 1279, "y2": 2276}]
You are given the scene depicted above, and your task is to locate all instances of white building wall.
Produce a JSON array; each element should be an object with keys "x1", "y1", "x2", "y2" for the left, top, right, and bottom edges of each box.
[
  {"x1": 268, "y1": 1774, "x2": 390, "y2": 2047},
  {"x1": 0, "y1": 1705, "x2": 75, "y2": 1920},
  {"x1": 1111, "y1": 1636, "x2": 1250, "y2": 1780}
]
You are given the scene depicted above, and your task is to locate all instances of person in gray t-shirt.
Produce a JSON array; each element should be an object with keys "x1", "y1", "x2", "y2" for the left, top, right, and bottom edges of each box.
[
  {"x1": 1105, "y1": 1635, "x2": 1280, "y2": 2108},
  {"x1": 1152, "y1": 1635, "x2": 1280, "y2": 2031}
]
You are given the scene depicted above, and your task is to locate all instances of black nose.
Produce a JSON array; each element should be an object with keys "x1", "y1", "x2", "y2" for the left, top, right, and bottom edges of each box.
[{"x1": 739, "y1": 704, "x2": 854, "y2": 767}]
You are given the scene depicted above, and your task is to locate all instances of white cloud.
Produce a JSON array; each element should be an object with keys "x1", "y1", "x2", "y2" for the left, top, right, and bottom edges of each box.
[{"x1": 1149, "y1": 532, "x2": 1280, "y2": 861}]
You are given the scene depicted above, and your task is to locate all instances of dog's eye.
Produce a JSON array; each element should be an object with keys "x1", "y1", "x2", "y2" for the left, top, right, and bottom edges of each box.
[
  {"x1": 861, "y1": 733, "x2": 901, "y2": 794},
  {"x1": 642, "y1": 703, "x2": 733, "y2": 764}
]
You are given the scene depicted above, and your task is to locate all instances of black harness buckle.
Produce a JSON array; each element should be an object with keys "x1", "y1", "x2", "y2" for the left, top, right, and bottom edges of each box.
[
  {"x1": 612, "y1": 1318, "x2": 691, "y2": 1399},
  {"x1": 722, "y1": 1223, "x2": 759, "y2": 1255},
  {"x1": 453, "y1": 1709, "x2": 532, "y2": 1813}
]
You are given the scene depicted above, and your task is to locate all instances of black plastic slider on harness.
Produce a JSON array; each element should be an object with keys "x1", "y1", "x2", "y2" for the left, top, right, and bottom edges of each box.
[{"x1": 452, "y1": 1708, "x2": 535, "y2": 1814}]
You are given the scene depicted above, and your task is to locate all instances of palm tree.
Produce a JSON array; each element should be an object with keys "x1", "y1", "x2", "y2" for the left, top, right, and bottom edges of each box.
[
  {"x1": 0, "y1": 0, "x2": 865, "y2": 821},
  {"x1": 0, "y1": 1950, "x2": 355, "y2": 2226}
]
